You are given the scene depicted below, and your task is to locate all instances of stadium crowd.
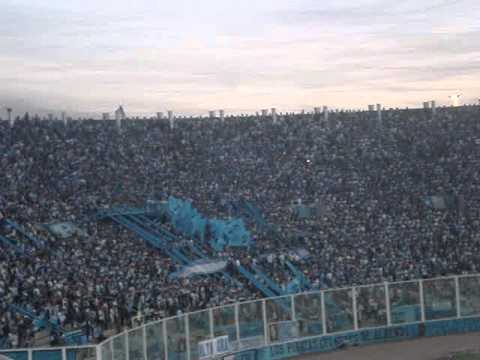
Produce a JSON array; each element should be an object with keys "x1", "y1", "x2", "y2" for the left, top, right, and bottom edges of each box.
[{"x1": 1, "y1": 104, "x2": 480, "y2": 348}]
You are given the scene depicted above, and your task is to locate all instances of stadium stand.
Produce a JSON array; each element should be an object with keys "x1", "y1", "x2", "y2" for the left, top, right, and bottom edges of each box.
[{"x1": 1, "y1": 104, "x2": 480, "y2": 350}]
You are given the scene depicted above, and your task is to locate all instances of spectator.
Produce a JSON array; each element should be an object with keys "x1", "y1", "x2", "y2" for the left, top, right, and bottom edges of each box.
[{"x1": 0, "y1": 105, "x2": 479, "y2": 348}]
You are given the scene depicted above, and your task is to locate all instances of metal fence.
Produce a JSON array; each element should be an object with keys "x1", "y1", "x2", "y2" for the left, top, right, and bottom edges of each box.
[
  {"x1": 2, "y1": 274, "x2": 480, "y2": 360},
  {"x1": 0, "y1": 345, "x2": 98, "y2": 360}
]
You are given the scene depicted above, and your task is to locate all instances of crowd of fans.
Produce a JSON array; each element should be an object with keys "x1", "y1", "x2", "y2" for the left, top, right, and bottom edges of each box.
[{"x1": 1, "y1": 104, "x2": 480, "y2": 349}]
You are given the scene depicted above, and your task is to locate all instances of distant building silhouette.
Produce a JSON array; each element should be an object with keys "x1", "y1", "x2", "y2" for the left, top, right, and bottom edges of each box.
[
  {"x1": 115, "y1": 105, "x2": 126, "y2": 121},
  {"x1": 6, "y1": 108, "x2": 12, "y2": 123}
]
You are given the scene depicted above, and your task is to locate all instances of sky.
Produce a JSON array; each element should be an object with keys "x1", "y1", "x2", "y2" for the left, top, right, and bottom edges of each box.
[{"x1": 0, "y1": 0, "x2": 479, "y2": 117}]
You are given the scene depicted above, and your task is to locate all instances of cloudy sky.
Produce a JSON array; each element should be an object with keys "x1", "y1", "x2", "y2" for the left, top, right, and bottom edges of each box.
[{"x1": 1, "y1": 0, "x2": 479, "y2": 117}]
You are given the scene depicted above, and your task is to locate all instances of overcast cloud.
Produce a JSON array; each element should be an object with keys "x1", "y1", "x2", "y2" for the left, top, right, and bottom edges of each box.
[{"x1": 0, "y1": 0, "x2": 479, "y2": 117}]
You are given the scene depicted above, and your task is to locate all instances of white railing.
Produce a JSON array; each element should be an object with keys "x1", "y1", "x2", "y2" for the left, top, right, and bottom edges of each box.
[{"x1": 1, "y1": 274, "x2": 480, "y2": 360}]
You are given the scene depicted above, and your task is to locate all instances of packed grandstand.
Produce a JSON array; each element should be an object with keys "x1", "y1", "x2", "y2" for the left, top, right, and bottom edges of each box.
[{"x1": 1, "y1": 105, "x2": 480, "y2": 350}]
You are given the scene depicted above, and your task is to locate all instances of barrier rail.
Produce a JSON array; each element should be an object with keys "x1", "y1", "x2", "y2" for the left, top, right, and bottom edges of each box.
[{"x1": 2, "y1": 274, "x2": 480, "y2": 360}]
